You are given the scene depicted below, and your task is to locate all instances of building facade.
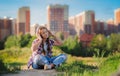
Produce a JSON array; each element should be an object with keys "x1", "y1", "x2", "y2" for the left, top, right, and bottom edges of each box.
[
  {"x1": 47, "y1": 4, "x2": 69, "y2": 38},
  {"x1": 0, "y1": 17, "x2": 13, "y2": 40},
  {"x1": 30, "y1": 24, "x2": 39, "y2": 36},
  {"x1": 17, "y1": 7, "x2": 30, "y2": 35},
  {"x1": 68, "y1": 16, "x2": 76, "y2": 36},
  {"x1": 114, "y1": 8, "x2": 120, "y2": 32},
  {"x1": 107, "y1": 19, "x2": 115, "y2": 34},
  {"x1": 72, "y1": 10, "x2": 95, "y2": 36}
]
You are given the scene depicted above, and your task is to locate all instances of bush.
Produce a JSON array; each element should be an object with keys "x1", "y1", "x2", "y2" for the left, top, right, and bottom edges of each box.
[
  {"x1": 5, "y1": 35, "x2": 20, "y2": 48},
  {"x1": 5, "y1": 34, "x2": 33, "y2": 48},
  {"x1": 90, "y1": 34, "x2": 110, "y2": 57},
  {"x1": 0, "y1": 47, "x2": 31, "y2": 73},
  {"x1": 60, "y1": 36, "x2": 89, "y2": 56},
  {"x1": 18, "y1": 34, "x2": 32, "y2": 47},
  {"x1": 90, "y1": 34, "x2": 120, "y2": 57},
  {"x1": 0, "y1": 41, "x2": 5, "y2": 50},
  {"x1": 27, "y1": 36, "x2": 36, "y2": 48},
  {"x1": 0, "y1": 59, "x2": 8, "y2": 73},
  {"x1": 108, "y1": 33, "x2": 120, "y2": 53}
]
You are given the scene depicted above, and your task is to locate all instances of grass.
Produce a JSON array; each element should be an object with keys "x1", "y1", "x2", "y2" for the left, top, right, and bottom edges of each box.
[
  {"x1": 0, "y1": 46, "x2": 120, "y2": 76},
  {"x1": 0, "y1": 47, "x2": 31, "y2": 73},
  {"x1": 56, "y1": 53, "x2": 120, "y2": 76}
]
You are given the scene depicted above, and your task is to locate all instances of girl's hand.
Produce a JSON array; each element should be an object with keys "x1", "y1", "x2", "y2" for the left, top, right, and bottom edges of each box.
[
  {"x1": 48, "y1": 30, "x2": 54, "y2": 37},
  {"x1": 37, "y1": 33, "x2": 42, "y2": 41},
  {"x1": 47, "y1": 30, "x2": 62, "y2": 46}
]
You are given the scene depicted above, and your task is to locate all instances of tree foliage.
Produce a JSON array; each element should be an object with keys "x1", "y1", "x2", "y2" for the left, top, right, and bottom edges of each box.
[
  {"x1": 60, "y1": 36, "x2": 88, "y2": 56},
  {"x1": 5, "y1": 34, "x2": 35, "y2": 48},
  {"x1": 90, "y1": 34, "x2": 120, "y2": 57}
]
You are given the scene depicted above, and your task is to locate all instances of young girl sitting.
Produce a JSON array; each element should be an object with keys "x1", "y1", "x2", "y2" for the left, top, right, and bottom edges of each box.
[{"x1": 27, "y1": 26, "x2": 67, "y2": 70}]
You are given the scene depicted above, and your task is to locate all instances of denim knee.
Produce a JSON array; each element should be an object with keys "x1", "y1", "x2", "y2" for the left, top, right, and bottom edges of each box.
[
  {"x1": 32, "y1": 63, "x2": 38, "y2": 69},
  {"x1": 33, "y1": 55, "x2": 40, "y2": 64},
  {"x1": 60, "y1": 54, "x2": 67, "y2": 60}
]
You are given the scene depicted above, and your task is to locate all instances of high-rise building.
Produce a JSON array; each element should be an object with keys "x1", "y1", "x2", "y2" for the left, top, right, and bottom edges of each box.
[
  {"x1": 0, "y1": 18, "x2": 3, "y2": 40},
  {"x1": 75, "y1": 10, "x2": 95, "y2": 36},
  {"x1": 115, "y1": 8, "x2": 120, "y2": 25},
  {"x1": 75, "y1": 12, "x2": 84, "y2": 36},
  {"x1": 69, "y1": 16, "x2": 76, "y2": 36},
  {"x1": 10, "y1": 18, "x2": 17, "y2": 35},
  {"x1": 17, "y1": 7, "x2": 30, "y2": 35},
  {"x1": 30, "y1": 24, "x2": 39, "y2": 36},
  {"x1": 47, "y1": 4, "x2": 69, "y2": 38},
  {"x1": 95, "y1": 20, "x2": 104, "y2": 34},
  {"x1": 0, "y1": 17, "x2": 13, "y2": 40},
  {"x1": 115, "y1": 8, "x2": 120, "y2": 32},
  {"x1": 107, "y1": 19, "x2": 115, "y2": 34}
]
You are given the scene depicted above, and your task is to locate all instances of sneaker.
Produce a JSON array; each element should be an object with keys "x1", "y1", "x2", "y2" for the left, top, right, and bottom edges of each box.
[{"x1": 44, "y1": 64, "x2": 52, "y2": 70}]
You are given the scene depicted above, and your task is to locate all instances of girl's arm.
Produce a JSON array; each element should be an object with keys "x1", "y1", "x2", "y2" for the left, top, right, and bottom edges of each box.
[
  {"x1": 52, "y1": 35, "x2": 62, "y2": 46},
  {"x1": 48, "y1": 30, "x2": 62, "y2": 46},
  {"x1": 31, "y1": 36, "x2": 42, "y2": 52}
]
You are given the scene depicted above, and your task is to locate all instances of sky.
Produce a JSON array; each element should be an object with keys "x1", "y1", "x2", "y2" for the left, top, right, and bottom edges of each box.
[{"x1": 0, "y1": 0, "x2": 120, "y2": 25}]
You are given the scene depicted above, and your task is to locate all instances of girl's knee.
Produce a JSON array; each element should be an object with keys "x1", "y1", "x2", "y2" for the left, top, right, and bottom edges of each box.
[
  {"x1": 32, "y1": 63, "x2": 38, "y2": 69},
  {"x1": 60, "y1": 54, "x2": 67, "y2": 60}
]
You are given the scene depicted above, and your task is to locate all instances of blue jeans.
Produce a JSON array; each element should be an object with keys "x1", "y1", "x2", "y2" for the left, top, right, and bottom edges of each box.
[{"x1": 32, "y1": 54, "x2": 67, "y2": 69}]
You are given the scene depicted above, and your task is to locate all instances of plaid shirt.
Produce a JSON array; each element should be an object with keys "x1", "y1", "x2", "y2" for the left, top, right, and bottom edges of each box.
[{"x1": 27, "y1": 39, "x2": 54, "y2": 69}]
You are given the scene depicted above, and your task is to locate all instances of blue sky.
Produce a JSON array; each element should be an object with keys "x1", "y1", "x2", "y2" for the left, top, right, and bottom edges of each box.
[{"x1": 0, "y1": 0, "x2": 120, "y2": 25}]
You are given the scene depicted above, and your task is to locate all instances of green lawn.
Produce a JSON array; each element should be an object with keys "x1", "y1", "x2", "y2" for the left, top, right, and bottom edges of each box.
[{"x1": 0, "y1": 47, "x2": 120, "y2": 76}]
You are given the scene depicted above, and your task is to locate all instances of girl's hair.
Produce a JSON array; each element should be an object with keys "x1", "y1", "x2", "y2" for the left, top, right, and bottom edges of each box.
[{"x1": 36, "y1": 26, "x2": 51, "y2": 54}]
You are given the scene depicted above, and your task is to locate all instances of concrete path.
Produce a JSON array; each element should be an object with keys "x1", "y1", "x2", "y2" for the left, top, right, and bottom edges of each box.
[{"x1": 1, "y1": 69, "x2": 65, "y2": 76}]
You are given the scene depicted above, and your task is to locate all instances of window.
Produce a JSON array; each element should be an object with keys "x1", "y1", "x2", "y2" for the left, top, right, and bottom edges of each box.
[{"x1": 64, "y1": 21, "x2": 68, "y2": 31}]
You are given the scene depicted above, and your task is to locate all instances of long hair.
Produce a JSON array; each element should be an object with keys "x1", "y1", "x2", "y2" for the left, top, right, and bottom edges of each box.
[{"x1": 36, "y1": 26, "x2": 51, "y2": 54}]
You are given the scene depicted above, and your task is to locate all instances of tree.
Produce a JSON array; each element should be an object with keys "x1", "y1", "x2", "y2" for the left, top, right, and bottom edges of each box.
[
  {"x1": 0, "y1": 40, "x2": 5, "y2": 50},
  {"x1": 5, "y1": 35, "x2": 20, "y2": 48},
  {"x1": 19, "y1": 34, "x2": 32, "y2": 47},
  {"x1": 60, "y1": 36, "x2": 84, "y2": 56},
  {"x1": 27, "y1": 36, "x2": 36, "y2": 48},
  {"x1": 108, "y1": 33, "x2": 120, "y2": 53},
  {"x1": 5, "y1": 34, "x2": 33, "y2": 48},
  {"x1": 90, "y1": 34, "x2": 108, "y2": 57}
]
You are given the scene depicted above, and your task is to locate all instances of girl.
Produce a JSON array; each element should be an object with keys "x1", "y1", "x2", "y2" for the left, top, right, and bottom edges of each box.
[{"x1": 27, "y1": 26, "x2": 67, "y2": 70}]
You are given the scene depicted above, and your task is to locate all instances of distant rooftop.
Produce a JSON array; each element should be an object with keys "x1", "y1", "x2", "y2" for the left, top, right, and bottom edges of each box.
[{"x1": 115, "y1": 8, "x2": 120, "y2": 12}]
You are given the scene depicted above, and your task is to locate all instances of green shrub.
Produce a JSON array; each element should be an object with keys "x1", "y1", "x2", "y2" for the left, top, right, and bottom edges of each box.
[
  {"x1": 5, "y1": 34, "x2": 33, "y2": 48},
  {"x1": 0, "y1": 59, "x2": 8, "y2": 73},
  {"x1": 108, "y1": 33, "x2": 120, "y2": 53},
  {"x1": 90, "y1": 34, "x2": 111, "y2": 57},
  {"x1": 5, "y1": 35, "x2": 20, "y2": 48},
  {"x1": 60, "y1": 36, "x2": 91, "y2": 56},
  {"x1": 90, "y1": 34, "x2": 120, "y2": 57},
  {"x1": 0, "y1": 47, "x2": 31, "y2": 73},
  {"x1": 0, "y1": 40, "x2": 5, "y2": 50},
  {"x1": 19, "y1": 34, "x2": 32, "y2": 47},
  {"x1": 27, "y1": 36, "x2": 36, "y2": 48}
]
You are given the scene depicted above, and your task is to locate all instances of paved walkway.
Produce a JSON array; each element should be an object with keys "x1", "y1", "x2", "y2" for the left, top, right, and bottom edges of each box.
[{"x1": 1, "y1": 69, "x2": 65, "y2": 76}]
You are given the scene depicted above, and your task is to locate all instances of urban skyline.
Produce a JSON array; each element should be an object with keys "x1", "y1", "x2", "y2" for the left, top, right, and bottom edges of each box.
[{"x1": 0, "y1": 0, "x2": 120, "y2": 25}]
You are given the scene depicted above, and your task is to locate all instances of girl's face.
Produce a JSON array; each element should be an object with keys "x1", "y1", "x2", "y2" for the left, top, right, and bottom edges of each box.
[{"x1": 39, "y1": 28, "x2": 49, "y2": 39}]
